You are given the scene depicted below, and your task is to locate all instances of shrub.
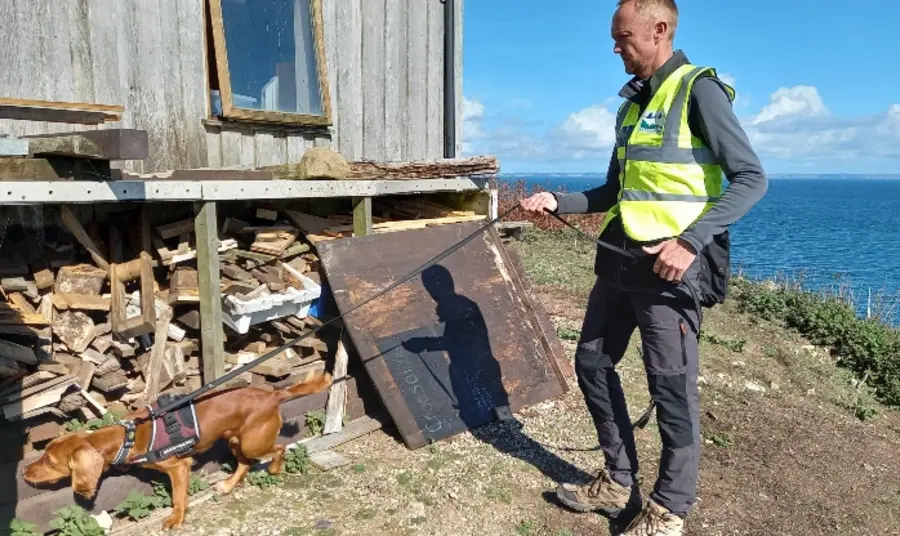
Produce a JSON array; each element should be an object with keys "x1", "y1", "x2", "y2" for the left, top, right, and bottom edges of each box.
[{"x1": 734, "y1": 277, "x2": 900, "y2": 407}]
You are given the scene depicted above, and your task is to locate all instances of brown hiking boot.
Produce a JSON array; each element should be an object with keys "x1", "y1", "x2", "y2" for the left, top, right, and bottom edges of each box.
[
  {"x1": 555, "y1": 467, "x2": 638, "y2": 516},
  {"x1": 619, "y1": 499, "x2": 684, "y2": 536}
]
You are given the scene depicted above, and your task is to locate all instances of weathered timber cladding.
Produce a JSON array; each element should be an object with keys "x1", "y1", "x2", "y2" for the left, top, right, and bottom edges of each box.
[{"x1": 0, "y1": 0, "x2": 462, "y2": 172}]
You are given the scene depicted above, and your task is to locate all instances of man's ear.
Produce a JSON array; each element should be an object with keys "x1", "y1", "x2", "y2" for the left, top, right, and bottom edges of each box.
[{"x1": 68, "y1": 443, "x2": 105, "y2": 498}]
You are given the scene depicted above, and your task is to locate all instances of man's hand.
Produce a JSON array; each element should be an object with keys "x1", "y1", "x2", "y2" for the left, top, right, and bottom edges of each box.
[
  {"x1": 642, "y1": 238, "x2": 697, "y2": 282},
  {"x1": 519, "y1": 192, "x2": 558, "y2": 214}
]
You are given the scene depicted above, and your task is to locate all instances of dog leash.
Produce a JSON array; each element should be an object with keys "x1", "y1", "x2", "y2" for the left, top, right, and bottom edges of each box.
[
  {"x1": 137, "y1": 203, "x2": 664, "y2": 427},
  {"x1": 137, "y1": 204, "x2": 520, "y2": 424}
]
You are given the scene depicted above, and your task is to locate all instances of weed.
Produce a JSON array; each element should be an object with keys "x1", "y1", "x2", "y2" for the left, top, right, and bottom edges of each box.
[
  {"x1": 354, "y1": 507, "x2": 377, "y2": 520},
  {"x1": 486, "y1": 487, "x2": 512, "y2": 504},
  {"x1": 284, "y1": 445, "x2": 311, "y2": 475},
  {"x1": 9, "y1": 519, "x2": 40, "y2": 536},
  {"x1": 352, "y1": 463, "x2": 366, "y2": 473},
  {"x1": 306, "y1": 410, "x2": 326, "y2": 436},
  {"x1": 734, "y1": 277, "x2": 900, "y2": 408},
  {"x1": 409, "y1": 516, "x2": 427, "y2": 525},
  {"x1": 247, "y1": 470, "x2": 283, "y2": 490},
  {"x1": 515, "y1": 520, "x2": 535, "y2": 535},
  {"x1": 62, "y1": 411, "x2": 125, "y2": 434},
  {"x1": 556, "y1": 326, "x2": 581, "y2": 341},
  {"x1": 152, "y1": 480, "x2": 174, "y2": 507},
  {"x1": 189, "y1": 474, "x2": 210, "y2": 495},
  {"x1": 700, "y1": 331, "x2": 746, "y2": 353},
  {"x1": 49, "y1": 506, "x2": 105, "y2": 536},
  {"x1": 114, "y1": 489, "x2": 168, "y2": 521},
  {"x1": 709, "y1": 433, "x2": 733, "y2": 448}
]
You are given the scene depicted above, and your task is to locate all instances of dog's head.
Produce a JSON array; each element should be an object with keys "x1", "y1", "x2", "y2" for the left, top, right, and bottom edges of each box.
[{"x1": 23, "y1": 432, "x2": 106, "y2": 498}]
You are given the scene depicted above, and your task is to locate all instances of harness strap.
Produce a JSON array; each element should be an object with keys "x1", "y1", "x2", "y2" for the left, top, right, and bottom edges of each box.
[{"x1": 112, "y1": 420, "x2": 137, "y2": 465}]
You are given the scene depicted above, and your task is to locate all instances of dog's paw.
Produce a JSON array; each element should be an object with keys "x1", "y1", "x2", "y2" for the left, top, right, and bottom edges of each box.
[
  {"x1": 215, "y1": 481, "x2": 234, "y2": 495},
  {"x1": 161, "y1": 515, "x2": 184, "y2": 531}
]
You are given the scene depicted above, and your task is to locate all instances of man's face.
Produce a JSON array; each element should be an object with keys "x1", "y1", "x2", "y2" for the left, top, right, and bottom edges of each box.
[{"x1": 611, "y1": 3, "x2": 662, "y2": 78}]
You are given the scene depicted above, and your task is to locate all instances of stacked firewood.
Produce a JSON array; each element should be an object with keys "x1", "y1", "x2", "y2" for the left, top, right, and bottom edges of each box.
[{"x1": 0, "y1": 195, "x2": 475, "y2": 455}]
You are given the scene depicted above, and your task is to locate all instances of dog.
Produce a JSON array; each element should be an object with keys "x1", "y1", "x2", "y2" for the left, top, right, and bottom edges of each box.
[{"x1": 23, "y1": 370, "x2": 332, "y2": 530}]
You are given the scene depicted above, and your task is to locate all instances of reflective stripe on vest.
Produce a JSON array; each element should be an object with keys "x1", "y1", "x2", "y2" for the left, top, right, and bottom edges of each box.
[{"x1": 604, "y1": 63, "x2": 734, "y2": 242}]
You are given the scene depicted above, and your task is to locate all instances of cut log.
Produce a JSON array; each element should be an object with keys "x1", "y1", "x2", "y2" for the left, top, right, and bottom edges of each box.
[
  {"x1": 346, "y1": 156, "x2": 499, "y2": 180},
  {"x1": 32, "y1": 266, "x2": 55, "y2": 291},
  {"x1": 168, "y1": 267, "x2": 199, "y2": 305},
  {"x1": 8, "y1": 293, "x2": 36, "y2": 314},
  {"x1": 52, "y1": 311, "x2": 95, "y2": 354},
  {"x1": 323, "y1": 337, "x2": 349, "y2": 434},
  {"x1": 60, "y1": 207, "x2": 110, "y2": 270},
  {"x1": 52, "y1": 293, "x2": 111, "y2": 311},
  {"x1": 156, "y1": 219, "x2": 195, "y2": 240},
  {"x1": 1, "y1": 277, "x2": 29, "y2": 292},
  {"x1": 55, "y1": 264, "x2": 107, "y2": 295},
  {"x1": 0, "y1": 338, "x2": 37, "y2": 365}
]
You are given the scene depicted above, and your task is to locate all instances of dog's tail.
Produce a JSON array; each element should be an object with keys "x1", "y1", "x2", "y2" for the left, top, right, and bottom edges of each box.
[{"x1": 275, "y1": 370, "x2": 333, "y2": 403}]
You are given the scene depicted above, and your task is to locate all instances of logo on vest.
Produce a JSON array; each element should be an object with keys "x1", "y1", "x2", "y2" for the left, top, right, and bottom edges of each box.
[{"x1": 638, "y1": 111, "x2": 664, "y2": 134}]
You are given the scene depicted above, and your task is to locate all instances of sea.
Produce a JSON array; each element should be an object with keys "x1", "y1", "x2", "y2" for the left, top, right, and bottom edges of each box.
[{"x1": 499, "y1": 173, "x2": 900, "y2": 322}]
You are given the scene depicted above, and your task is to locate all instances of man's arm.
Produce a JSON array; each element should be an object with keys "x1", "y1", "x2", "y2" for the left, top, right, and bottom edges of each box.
[
  {"x1": 552, "y1": 148, "x2": 620, "y2": 214},
  {"x1": 679, "y1": 77, "x2": 768, "y2": 253}
]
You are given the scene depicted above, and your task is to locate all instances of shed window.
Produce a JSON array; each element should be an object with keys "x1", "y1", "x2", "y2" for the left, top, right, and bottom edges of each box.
[{"x1": 207, "y1": 0, "x2": 331, "y2": 126}]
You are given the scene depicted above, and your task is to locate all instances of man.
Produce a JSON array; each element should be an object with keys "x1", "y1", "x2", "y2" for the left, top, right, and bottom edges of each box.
[{"x1": 520, "y1": 0, "x2": 767, "y2": 534}]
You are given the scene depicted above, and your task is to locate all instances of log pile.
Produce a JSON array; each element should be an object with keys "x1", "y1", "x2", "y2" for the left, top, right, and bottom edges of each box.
[{"x1": 0, "y1": 195, "x2": 479, "y2": 459}]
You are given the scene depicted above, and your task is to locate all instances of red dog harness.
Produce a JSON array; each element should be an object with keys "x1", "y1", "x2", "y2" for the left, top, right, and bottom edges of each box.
[{"x1": 112, "y1": 393, "x2": 201, "y2": 466}]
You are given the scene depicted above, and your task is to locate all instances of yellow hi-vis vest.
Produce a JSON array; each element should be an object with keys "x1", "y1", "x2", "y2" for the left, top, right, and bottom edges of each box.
[{"x1": 602, "y1": 63, "x2": 735, "y2": 243}]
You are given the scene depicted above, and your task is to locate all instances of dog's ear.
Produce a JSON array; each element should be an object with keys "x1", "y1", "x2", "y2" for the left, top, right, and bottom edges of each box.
[{"x1": 67, "y1": 442, "x2": 105, "y2": 498}]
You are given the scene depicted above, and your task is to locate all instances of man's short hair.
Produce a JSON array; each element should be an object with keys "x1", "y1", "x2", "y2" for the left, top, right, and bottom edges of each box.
[{"x1": 618, "y1": 0, "x2": 679, "y2": 40}]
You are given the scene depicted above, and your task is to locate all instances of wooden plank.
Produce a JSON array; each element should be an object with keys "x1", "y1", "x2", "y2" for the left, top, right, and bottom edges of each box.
[
  {"x1": 454, "y1": 0, "x2": 464, "y2": 157},
  {"x1": 352, "y1": 197, "x2": 373, "y2": 237},
  {"x1": 316, "y1": 223, "x2": 569, "y2": 449},
  {"x1": 220, "y1": 130, "x2": 243, "y2": 167},
  {"x1": 176, "y1": 0, "x2": 208, "y2": 169},
  {"x1": 23, "y1": 130, "x2": 149, "y2": 160},
  {"x1": 407, "y1": 1, "x2": 428, "y2": 160},
  {"x1": 60, "y1": 206, "x2": 109, "y2": 270},
  {"x1": 426, "y1": 0, "x2": 444, "y2": 159},
  {"x1": 0, "y1": 157, "x2": 111, "y2": 181},
  {"x1": 348, "y1": 156, "x2": 499, "y2": 180},
  {"x1": 323, "y1": 336, "x2": 350, "y2": 435},
  {"x1": 0, "y1": 338, "x2": 37, "y2": 365},
  {"x1": 51, "y1": 294, "x2": 111, "y2": 312},
  {"x1": 384, "y1": 0, "x2": 407, "y2": 160},
  {"x1": 336, "y1": 0, "x2": 363, "y2": 159},
  {"x1": 88, "y1": 0, "x2": 125, "y2": 110},
  {"x1": 143, "y1": 307, "x2": 174, "y2": 403},
  {"x1": 294, "y1": 416, "x2": 383, "y2": 454},
  {"x1": 131, "y1": 0, "x2": 170, "y2": 172},
  {"x1": 322, "y1": 0, "x2": 340, "y2": 151},
  {"x1": 0, "y1": 138, "x2": 29, "y2": 157},
  {"x1": 0, "y1": 98, "x2": 122, "y2": 124},
  {"x1": 361, "y1": 0, "x2": 385, "y2": 159},
  {"x1": 156, "y1": 218, "x2": 195, "y2": 240},
  {"x1": 309, "y1": 450, "x2": 351, "y2": 471},
  {"x1": 195, "y1": 202, "x2": 225, "y2": 383}
]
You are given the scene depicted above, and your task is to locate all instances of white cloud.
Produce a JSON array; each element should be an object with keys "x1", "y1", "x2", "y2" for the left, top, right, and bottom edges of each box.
[
  {"x1": 750, "y1": 85, "x2": 828, "y2": 125},
  {"x1": 744, "y1": 85, "x2": 899, "y2": 165},
  {"x1": 556, "y1": 105, "x2": 618, "y2": 156},
  {"x1": 718, "y1": 73, "x2": 737, "y2": 88},
  {"x1": 460, "y1": 97, "x2": 485, "y2": 155}
]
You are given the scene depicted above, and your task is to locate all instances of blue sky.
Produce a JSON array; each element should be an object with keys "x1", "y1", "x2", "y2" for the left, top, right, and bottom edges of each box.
[{"x1": 461, "y1": 0, "x2": 900, "y2": 175}]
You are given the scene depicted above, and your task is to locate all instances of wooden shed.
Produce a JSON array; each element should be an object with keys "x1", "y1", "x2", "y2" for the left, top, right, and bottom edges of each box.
[{"x1": 0, "y1": 0, "x2": 463, "y2": 170}]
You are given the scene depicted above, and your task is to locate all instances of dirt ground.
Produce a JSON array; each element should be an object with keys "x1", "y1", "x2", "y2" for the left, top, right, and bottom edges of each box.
[{"x1": 124, "y1": 231, "x2": 900, "y2": 536}]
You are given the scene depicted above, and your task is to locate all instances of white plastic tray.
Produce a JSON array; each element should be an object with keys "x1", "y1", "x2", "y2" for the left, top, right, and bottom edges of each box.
[{"x1": 221, "y1": 264, "x2": 322, "y2": 334}]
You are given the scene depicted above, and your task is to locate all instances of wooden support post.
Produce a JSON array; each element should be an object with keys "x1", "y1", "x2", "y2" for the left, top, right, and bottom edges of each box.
[
  {"x1": 352, "y1": 197, "x2": 372, "y2": 236},
  {"x1": 195, "y1": 202, "x2": 225, "y2": 383},
  {"x1": 323, "y1": 334, "x2": 350, "y2": 435}
]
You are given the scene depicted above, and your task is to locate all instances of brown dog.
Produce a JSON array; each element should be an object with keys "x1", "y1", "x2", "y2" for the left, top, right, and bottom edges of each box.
[{"x1": 23, "y1": 371, "x2": 332, "y2": 530}]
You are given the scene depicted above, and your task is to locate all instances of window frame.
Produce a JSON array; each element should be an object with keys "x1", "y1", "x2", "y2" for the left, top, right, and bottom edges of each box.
[{"x1": 207, "y1": 0, "x2": 333, "y2": 127}]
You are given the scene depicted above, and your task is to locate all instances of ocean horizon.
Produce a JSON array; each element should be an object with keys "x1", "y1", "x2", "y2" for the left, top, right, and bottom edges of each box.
[{"x1": 497, "y1": 173, "x2": 900, "y2": 323}]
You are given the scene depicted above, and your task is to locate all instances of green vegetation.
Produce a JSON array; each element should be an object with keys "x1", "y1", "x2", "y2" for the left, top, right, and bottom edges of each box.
[
  {"x1": 284, "y1": 445, "x2": 311, "y2": 475},
  {"x1": 9, "y1": 519, "x2": 40, "y2": 536},
  {"x1": 49, "y1": 506, "x2": 104, "y2": 536},
  {"x1": 733, "y1": 277, "x2": 900, "y2": 408}
]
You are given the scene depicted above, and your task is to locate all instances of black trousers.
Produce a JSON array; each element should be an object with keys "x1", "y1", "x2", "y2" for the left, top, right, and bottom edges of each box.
[{"x1": 574, "y1": 280, "x2": 701, "y2": 517}]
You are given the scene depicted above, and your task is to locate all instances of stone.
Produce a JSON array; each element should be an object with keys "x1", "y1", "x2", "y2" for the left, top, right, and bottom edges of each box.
[{"x1": 297, "y1": 148, "x2": 351, "y2": 180}]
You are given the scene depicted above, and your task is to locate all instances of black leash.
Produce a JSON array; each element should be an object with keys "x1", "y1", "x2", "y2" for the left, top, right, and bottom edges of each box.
[
  {"x1": 136, "y1": 205, "x2": 522, "y2": 425},
  {"x1": 138, "y1": 203, "x2": 677, "y2": 428}
]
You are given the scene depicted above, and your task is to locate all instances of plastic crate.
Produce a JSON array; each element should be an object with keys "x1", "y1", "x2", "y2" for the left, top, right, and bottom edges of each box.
[{"x1": 221, "y1": 264, "x2": 322, "y2": 334}]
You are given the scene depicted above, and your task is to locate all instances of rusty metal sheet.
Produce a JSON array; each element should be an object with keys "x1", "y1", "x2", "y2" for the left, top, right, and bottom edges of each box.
[{"x1": 317, "y1": 223, "x2": 570, "y2": 449}]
